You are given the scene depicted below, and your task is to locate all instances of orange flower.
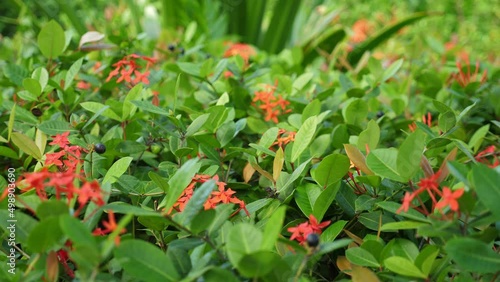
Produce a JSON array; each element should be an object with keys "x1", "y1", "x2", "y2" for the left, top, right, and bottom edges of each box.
[
  {"x1": 223, "y1": 43, "x2": 255, "y2": 64},
  {"x1": 106, "y1": 54, "x2": 155, "y2": 86},
  {"x1": 287, "y1": 214, "x2": 330, "y2": 245},
  {"x1": 349, "y1": 19, "x2": 373, "y2": 44},
  {"x1": 435, "y1": 187, "x2": 464, "y2": 213},
  {"x1": 252, "y1": 82, "x2": 291, "y2": 124},
  {"x1": 50, "y1": 132, "x2": 70, "y2": 148},
  {"x1": 92, "y1": 211, "x2": 126, "y2": 245},
  {"x1": 272, "y1": 129, "x2": 296, "y2": 148},
  {"x1": 450, "y1": 58, "x2": 487, "y2": 88},
  {"x1": 396, "y1": 192, "x2": 414, "y2": 213}
]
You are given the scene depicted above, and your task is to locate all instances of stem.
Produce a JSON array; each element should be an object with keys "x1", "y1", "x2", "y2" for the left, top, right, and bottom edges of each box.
[
  {"x1": 293, "y1": 253, "x2": 310, "y2": 282},
  {"x1": 163, "y1": 214, "x2": 226, "y2": 261}
]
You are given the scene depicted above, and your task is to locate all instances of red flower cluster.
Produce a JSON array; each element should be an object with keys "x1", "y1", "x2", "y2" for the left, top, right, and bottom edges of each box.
[
  {"x1": 223, "y1": 43, "x2": 255, "y2": 65},
  {"x1": 397, "y1": 170, "x2": 464, "y2": 215},
  {"x1": 272, "y1": 129, "x2": 296, "y2": 148},
  {"x1": 106, "y1": 54, "x2": 156, "y2": 85},
  {"x1": 349, "y1": 19, "x2": 373, "y2": 44},
  {"x1": 409, "y1": 112, "x2": 432, "y2": 132},
  {"x1": 171, "y1": 174, "x2": 249, "y2": 216},
  {"x1": 92, "y1": 211, "x2": 126, "y2": 245},
  {"x1": 449, "y1": 57, "x2": 487, "y2": 88},
  {"x1": 18, "y1": 132, "x2": 105, "y2": 217},
  {"x1": 45, "y1": 132, "x2": 85, "y2": 172},
  {"x1": 475, "y1": 145, "x2": 499, "y2": 168},
  {"x1": 253, "y1": 83, "x2": 291, "y2": 123},
  {"x1": 287, "y1": 215, "x2": 331, "y2": 245}
]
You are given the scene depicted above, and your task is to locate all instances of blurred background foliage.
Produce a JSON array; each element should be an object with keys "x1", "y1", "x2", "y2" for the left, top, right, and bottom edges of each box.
[{"x1": 1, "y1": 0, "x2": 498, "y2": 66}]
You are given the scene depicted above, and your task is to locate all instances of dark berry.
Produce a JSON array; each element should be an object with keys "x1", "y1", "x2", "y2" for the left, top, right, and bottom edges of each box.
[
  {"x1": 376, "y1": 111, "x2": 384, "y2": 118},
  {"x1": 167, "y1": 44, "x2": 175, "y2": 51},
  {"x1": 31, "y1": 108, "x2": 42, "y2": 117},
  {"x1": 94, "y1": 143, "x2": 106, "y2": 154},
  {"x1": 306, "y1": 233, "x2": 320, "y2": 248}
]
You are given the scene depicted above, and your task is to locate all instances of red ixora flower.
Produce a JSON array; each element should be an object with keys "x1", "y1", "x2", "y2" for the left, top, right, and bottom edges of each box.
[
  {"x1": 169, "y1": 174, "x2": 249, "y2": 217},
  {"x1": 252, "y1": 82, "x2": 291, "y2": 124},
  {"x1": 106, "y1": 54, "x2": 156, "y2": 86},
  {"x1": 435, "y1": 187, "x2": 464, "y2": 212},
  {"x1": 92, "y1": 211, "x2": 126, "y2": 245},
  {"x1": 287, "y1": 215, "x2": 331, "y2": 245},
  {"x1": 223, "y1": 43, "x2": 255, "y2": 65}
]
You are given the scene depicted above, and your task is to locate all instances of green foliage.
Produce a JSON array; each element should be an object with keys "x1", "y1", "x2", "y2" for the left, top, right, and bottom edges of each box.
[{"x1": 0, "y1": 1, "x2": 499, "y2": 281}]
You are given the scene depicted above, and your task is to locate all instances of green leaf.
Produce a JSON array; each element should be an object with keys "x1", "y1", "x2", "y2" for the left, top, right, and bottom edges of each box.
[
  {"x1": 294, "y1": 183, "x2": 321, "y2": 218},
  {"x1": 216, "y1": 121, "x2": 236, "y2": 148},
  {"x1": 301, "y1": 99, "x2": 321, "y2": 123},
  {"x1": 291, "y1": 116, "x2": 317, "y2": 162},
  {"x1": 27, "y1": 217, "x2": 64, "y2": 253},
  {"x1": 115, "y1": 240, "x2": 180, "y2": 282},
  {"x1": 177, "y1": 62, "x2": 201, "y2": 77},
  {"x1": 104, "y1": 202, "x2": 163, "y2": 217},
  {"x1": 149, "y1": 171, "x2": 169, "y2": 193},
  {"x1": 376, "y1": 201, "x2": 428, "y2": 222},
  {"x1": 311, "y1": 154, "x2": 350, "y2": 188},
  {"x1": 415, "y1": 245, "x2": 439, "y2": 276},
  {"x1": 23, "y1": 78, "x2": 41, "y2": 96},
  {"x1": 163, "y1": 159, "x2": 200, "y2": 213},
  {"x1": 346, "y1": 247, "x2": 380, "y2": 267},
  {"x1": 273, "y1": 147, "x2": 285, "y2": 181},
  {"x1": 37, "y1": 20, "x2": 66, "y2": 58},
  {"x1": 237, "y1": 251, "x2": 281, "y2": 278},
  {"x1": 122, "y1": 84, "x2": 143, "y2": 120},
  {"x1": 189, "y1": 209, "x2": 216, "y2": 234},
  {"x1": 381, "y1": 238, "x2": 420, "y2": 262},
  {"x1": 36, "y1": 200, "x2": 69, "y2": 220},
  {"x1": 259, "y1": 127, "x2": 280, "y2": 149},
  {"x1": 131, "y1": 100, "x2": 170, "y2": 116},
  {"x1": 380, "y1": 221, "x2": 429, "y2": 231},
  {"x1": 438, "y1": 111, "x2": 456, "y2": 132},
  {"x1": 384, "y1": 257, "x2": 427, "y2": 279},
  {"x1": 366, "y1": 148, "x2": 406, "y2": 182},
  {"x1": 260, "y1": 0, "x2": 301, "y2": 54},
  {"x1": 381, "y1": 59, "x2": 404, "y2": 81},
  {"x1": 358, "y1": 211, "x2": 394, "y2": 231},
  {"x1": 445, "y1": 237, "x2": 500, "y2": 274},
  {"x1": 226, "y1": 223, "x2": 263, "y2": 267},
  {"x1": 343, "y1": 99, "x2": 368, "y2": 126},
  {"x1": 468, "y1": 124, "x2": 490, "y2": 153},
  {"x1": 471, "y1": 164, "x2": 500, "y2": 219},
  {"x1": 180, "y1": 180, "x2": 216, "y2": 226},
  {"x1": 397, "y1": 130, "x2": 426, "y2": 180},
  {"x1": 59, "y1": 214, "x2": 97, "y2": 248},
  {"x1": 347, "y1": 12, "x2": 428, "y2": 66},
  {"x1": 38, "y1": 120, "x2": 75, "y2": 135},
  {"x1": 8, "y1": 103, "x2": 16, "y2": 142},
  {"x1": 277, "y1": 158, "x2": 310, "y2": 200},
  {"x1": 185, "y1": 114, "x2": 210, "y2": 137},
  {"x1": 11, "y1": 132, "x2": 42, "y2": 160},
  {"x1": 261, "y1": 206, "x2": 286, "y2": 250},
  {"x1": 65, "y1": 58, "x2": 83, "y2": 90},
  {"x1": 313, "y1": 181, "x2": 341, "y2": 221},
  {"x1": 80, "y1": 102, "x2": 122, "y2": 121},
  {"x1": 103, "y1": 157, "x2": 133, "y2": 185},
  {"x1": 320, "y1": 220, "x2": 347, "y2": 242},
  {"x1": 357, "y1": 120, "x2": 380, "y2": 151},
  {"x1": 209, "y1": 59, "x2": 228, "y2": 83},
  {"x1": 208, "y1": 204, "x2": 234, "y2": 236}
]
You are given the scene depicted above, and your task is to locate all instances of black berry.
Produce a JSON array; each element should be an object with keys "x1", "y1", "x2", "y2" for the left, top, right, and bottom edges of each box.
[
  {"x1": 376, "y1": 111, "x2": 384, "y2": 118},
  {"x1": 306, "y1": 233, "x2": 320, "y2": 248},
  {"x1": 31, "y1": 108, "x2": 42, "y2": 117},
  {"x1": 167, "y1": 44, "x2": 175, "y2": 51},
  {"x1": 94, "y1": 143, "x2": 106, "y2": 154}
]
